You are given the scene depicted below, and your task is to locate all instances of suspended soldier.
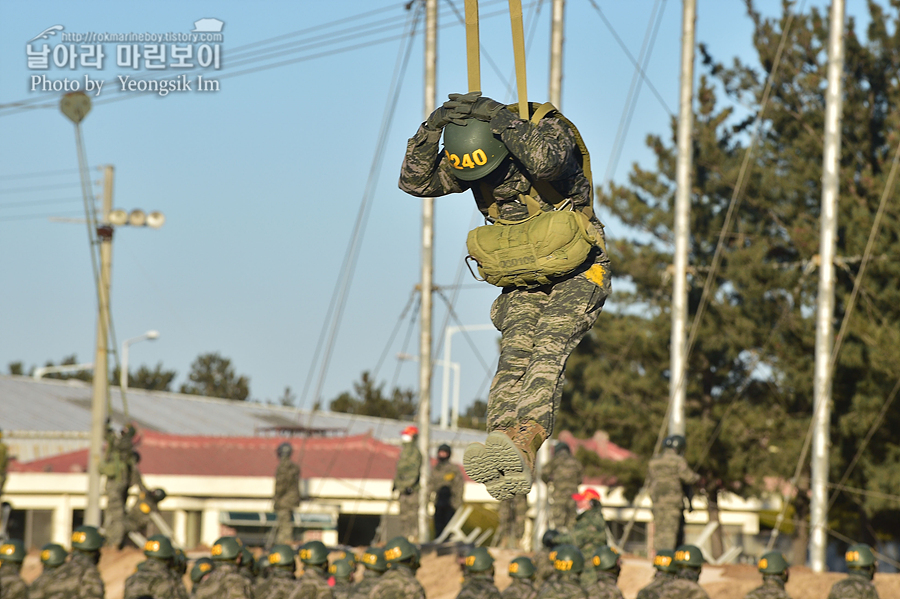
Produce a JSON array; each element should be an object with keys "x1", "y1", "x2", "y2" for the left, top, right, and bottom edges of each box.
[
  {"x1": 745, "y1": 551, "x2": 791, "y2": 599},
  {"x1": 497, "y1": 494, "x2": 527, "y2": 549},
  {"x1": 43, "y1": 525, "x2": 106, "y2": 599},
  {"x1": 588, "y1": 546, "x2": 624, "y2": 599},
  {"x1": 400, "y1": 93, "x2": 610, "y2": 502},
  {"x1": 636, "y1": 549, "x2": 677, "y2": 599},
  {"x1": 429, "y1": 444, "x2": 464, "y2": 539},
  {"x1": 349, "y1": 547, "x2": 386, "y2": 599},
  {"x1": 539, "y1": 544, "x2": 587, "y2": 599},
  {"x1": 274, "y1": 442, "x2": 301, "y2": 545},
  {"x1": 253, "y1": 544, "x2": 296, "y2": 599},
  {"x1": 392, "y1": 426, "x2": 422, "y2": 541},
  {"x1": 657, "y1": 544, "x2": 709, "y2": 599},
  {"x1": 542, "y1": 442, "x2": 582, "y2": 530},
  {"x1": 456, "y1": 547, "x2": 501, "y2": 599},
  {"x1": 502, "y1": 557, "x2": 538, "y2": 599},
  {"x1": 30, "y1": 543, "x2": 69, "y2": 599},
  {"x1": 369, "y1": 536, "x2": 426, "y2": 599},
  {"x1": 827, "y1": 544, "x2": 880, "y2": 599},
  {"x1": 289, "y1": 540, "x2": 334, "y2": 599},
  {"x1": 193, "y1": 536, "x2": 253, "y2": 599},
  {"x1": 0, "y1": 539, "x2": 29, "y2": 599},
  {"x1": 647, "y1": 435, "x2": 699, "y2": 552},
  {"x1": 103, "y1": 423, "x2": 146, "y2": 548},
  {"x1": 124, "y1": 534, "x2": 189, "y2": 599}
]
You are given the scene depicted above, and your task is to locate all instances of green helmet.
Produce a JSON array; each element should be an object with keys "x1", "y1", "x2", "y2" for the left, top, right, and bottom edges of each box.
[
  {"x1": 241, "y1": 547, "x2": 255, "y2": 573},
  {"x1": 210, "y1": 536, "x2": 243, "y2": 561},
  {"x1": 359, "y1": 547, "x2": 387, "y2": 572},
  {"x1": 542, "y1": 529, "x2": 561, "y2": 549},
  {"x1": 674, "y1": 545, "x2": 704, "y2": 568},
  {"x1": 664, "y1": 435, "x2": 686, "y2": 452},
  {"x1": 0, "y1": 539, "x2": 26, "y2": 563},
  {"x1": 190, "y1": 557, "x2": 215, "y2": 583},
  {"x1": 653, "y1": 550, "x2": 677, "y2": 573},
  {"x1": 758, "y1": 551, "x2": 789, "y2": 574},
  {"x1": 71, "y1": 526, "x2": 104, "y2": 551},
  {"x1": 144, "y1": 534, "x2": 175, "y2": 559},
  {"x1": 846, "y1": 544, "x2": 876, "y2": 568},
  {"x1": 550, "y1": 544, "x2": 584, "y2": 574},
  {"x1": 383, "y1": 536, "x2": 419, "y2": 565},
  {"x1": 268, "y1": 544, "x2": 297, "y2": 569},
  {"x1": 298, "y1": 540, "x2": 329, "y2": 566},
  {"x1": 329, "y1": 555, "x2": 356, "y2": 579},
  {"x1": 41, "y1": 543, "x2": 69, "y2": 568},
  {"x1": 463, "y1": 547, "x2": 494, "y2": 573},
  {"x1": 442, "y1": 119, "x2": 509, "y2": 181},
  {"x1": 173, "y1": 549, "x2": 187, "y2": 576},
  {"x1": 554, "y1": 442, "x2": 571, "y2": 454},
  {"x1": 508, "y1": 557, "x2": 536, "y2": 579},
  {"x1": 591, "y1": 546, "x2": 621, "y2": 571}
]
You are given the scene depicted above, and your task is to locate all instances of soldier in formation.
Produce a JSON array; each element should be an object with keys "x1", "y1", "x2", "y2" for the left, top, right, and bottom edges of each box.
[
  {"x1": 534, "y1": 529, "x2": 561, "y2": 587},
  {"x1": 124, "y1": 534, "x2": 189, "y2": 599},
  {"x1": 429, "y1": 444, "x2": 464, "y2": 539},
  {"x1": 189, "y1": 558, "x2": 215, "y2": 596},
  {"x1": 290, "y1": 540, "x2": 334, "y2": 599},
  {"x1": 456, "y1": 546, "x2": 501, "y2": 599},
  {"x1": 588, "y1": 546, "x2": 624, "y2": 599},
  {"x1": 542, "y1": 442, "x2": 582, "y2": 530},
  {"x1": 253, "y1": 544, "x2": 296, "y2": 599},
  {"x1": 193, "y1": 536, "x2": 252, "y2": 599},
  {"x1": 496, "y1": 495, "x2": 527, "y2": 549},
  {"x1": 400, "y1": 92, "x2": 610, "y2": 502},
  {"x1": 349, "y1": 547, "x2": 386, "y2": 598},
  {"x1": 828, "y1": 544, "x2": 880, "y2": 599},
  {"x1": 502, "y1": 557, "x2": 538, "y2": 599},
  {"x1": 370, "y1": 536, "x2": 425, "y2": 599},
  {"x1": 647, "y1": 435, "x2": 699, "y2": 552},
  {"x1": 42, "y1": 525, "x2": 106, "y2": 599},
  {"x1": 540, "y1": 544, "x2": 587, "y2": 599},
  {"x1": 239, "y1": 547, "x2": 256, "y2": 584},
  {"x1": 658, "y1": 544, "x2": 709, "y2": 599},
  {"x1": 636, "y1": 549, "x2": 676, "y2": 599},
  {"x1": 329, "y1": 553, "x2": 356, "y2": 599},
  {"x1": 29, "y1": 543, "x2": 69, "y2": 599},
  {"x1": 274, "y1": 442, "x2": 302, "y2": 545},
  {"x1": 102, "y1": 422, "x2": 146, "y2": 548},
  {"x1": 744, "y1": 551, "x2": 791, "y2": 599},
  {"x1": 565, "y1": 487, "x2": 607, "y2": 585},
  {"x1": 124, "y1": 487, "x2": 167, "y2": 539},
  {"x1": 392, "y1": 426, "x2": 422, "y2": 541},
  {"x1": 0, "y1": 538, "x2": 29, "y2": 599}
]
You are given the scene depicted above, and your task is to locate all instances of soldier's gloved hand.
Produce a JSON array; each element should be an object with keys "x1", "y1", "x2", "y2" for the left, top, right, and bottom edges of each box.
[
  {"x1": 425, "y1": 106, "x2": 468, "y2": 131},
  {"x1": 405, "y1": 487, "x2": 414, "y2": 495},
  {"x1": 445, "y1": 92, "x2": 505, "y2": 122}
]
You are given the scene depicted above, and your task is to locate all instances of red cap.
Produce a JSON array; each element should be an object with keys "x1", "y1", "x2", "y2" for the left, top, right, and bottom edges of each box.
[
  {"x1": 572, "y1": 488, "x2": 600, "y2": 502},
  {"x1": 402, "y1": 425, "x2": 419, "y2": 436}
]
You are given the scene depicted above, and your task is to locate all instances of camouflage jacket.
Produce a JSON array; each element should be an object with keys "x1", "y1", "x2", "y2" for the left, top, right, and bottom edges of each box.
[
  {"x1": 568, "y1": 505, "x2": 607, "y2": 556},
  {"x1": 192, "y1": 562, "x2": 253, "y2": 599},
  {"x1": 657, "y1": 578, "x2": 710, "y2": 599},
  {"x1": 636, "y1": 571, "x2": 675, "y2": 599},
  {"x1": 827, "y1": 572, "x2": 879, "y2": 599},
  {"x1": 588, "y1": 571, "x2": 624, "y2": 599},
  {"x1": 533, "y1": 549, "x2": 556, "y2": 587},
  {"x1": 287, "y1": 568, "x2": 334, "y2": 599},
  {"x1": 275, "y1": 456, "x2": 301, "y2": 509},
  {"x1": 541, "y1": 451, "x2": 583, "y2": 499},
  {"x1": 538, "y1": 572, "x2": 587, "y2": 599},
  {"x1": 501, "y1": 578, "x2": 538, "y2": 599},
  {"x1": 647, "y1": 450, "x2": 699, "y2": 508},
  {"x1": 393, "y1": 442, "x2": 422, "y2": 493},
  {"x1": 41, "y1": 551, "x2": 105, "y2": 599},
  {"x1": 254, "y1": 567, "x2": 295, "y2": 599},
  {"x1": 429, "y1": 459, "x2": 464, "y2": 509},
  {"x1": 331, "y1": 579, "x2": 352, "y2": 599},
  {"x1": 29, "y1": 566, "x2": 66, "y2": 599},
  {"x1": 347, "y1": 569, "x2": 382, "y2": 599},
  {"x1": 456, "y1": 574, "x2": 501, "y2": 599},
  {"x1": 369, "y1": 564, "x2": 426, "y2": 599},
  {"x1": 125, "y1": 557, "x2": 186, "y2": 599},
  {"x1": 745, "y1": 576, "x2": 791, "y2": 599},
  {"x1": 0, "y1": 562, "x2": 29, "y2": 599}
]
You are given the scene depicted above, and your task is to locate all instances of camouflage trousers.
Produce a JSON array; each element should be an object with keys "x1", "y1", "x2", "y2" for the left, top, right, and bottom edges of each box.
[
  {"x1": 398, "y1": 489, "x2": 419, "y2": 540},
  {"x1": 497, "y1": 494, "x2": 528, "y2": 548},
  {"x1": 652, "y1": 505, "x2": 684, "y2": 552},
  {"x1": 488, "y1": 264, "x2": 610, "y2": 448},
  {"x1": 275, "y1": 507, "x2": 294, "y2": 544},
  {"x1": 104, "y1": 480, "x2": 129, "y2": 548}
]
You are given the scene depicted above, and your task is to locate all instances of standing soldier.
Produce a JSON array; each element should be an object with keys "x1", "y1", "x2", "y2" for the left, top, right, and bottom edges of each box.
[
  {"x1": 502, "y1": 557, "x2": 538, "y2": 599},
  {"x1": 745, "y1": 551, "x2": 791, "y2": 599},
  {"x1": 588, "y1": 546, "x2": 624, "y2": 599},
  {"x1": 534, "y1": 529, "x2": 561, "y2": 588},
  {"x1": 274, "y1": 442, "x2": 301, "y2": 545},
  {"x1": 540, "y1": 544, "x2": 587, "y2": 599},
  {"x1": 647, "y1": 435, "x2": 699, "y2": 552},
  {"x1": 542, "y1": 442, "x2": 582, "y2": 530},
  {"x1": 193, "y1": 536, "x2": 252, "y2": 599},
  {"x1": 289, "y1": 540, "x2": 334, "y2": 599},
  {"x1": 565, "y1": 487, "x2": 606, "y2": 585},
  {"x1": 456, "y1": 547, "x2": 501, "y2": 599},
  {"x1": 124, "y1": 534, "x2": 188, "y2": 599},
  {"x1": 827, "y1": 544, "x2": 880, "y2": 599},
  {"x1": 369, "y1": 536, "x2": 426, "y2": 599},
  {"x1": 658, "y1": 545, "x2": 709, "y2": 599},
  {"x1": 0, "y1": 538, "x2": 29, "y2": 599},
  {"x1": 349, "y1": 547, "x2": 386, "y2": 599},
  {"x1": 429, "y1": 444, "x2": 464, "y2": 539},
  {"x1": 400, "y1": 93, "x2": 611, "y2": 502},
  {"x1": 43, "y1": 525, "x2": 106, "y2": 599},
  {"x1": 329, "y1": 554, "x2": 356, "y2": 599},
  {"x1": 393, "y1": 426, "x2": 422, "y2": 541},
  {"x1": 30, "y1": 543, "x2": 69, "y2": 599},
  {"x1": 636, "y1": 549, "x2": 677, "y2": 599},
  {"x1": 497, "y1": 495, "x2": 528, "y2": 549},
  {"x1": 189, "y1": 558, "x2": 215, "y2": 596},
  {"x1": 253, "y1": 544, "x2": 296, "y2": 599}
]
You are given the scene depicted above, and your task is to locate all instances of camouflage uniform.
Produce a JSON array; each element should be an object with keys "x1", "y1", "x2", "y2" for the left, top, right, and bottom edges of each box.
[
  {"x1": 331, "y1": 577, "x2": 353, "y2": 599},
  {"x1": 29, "y1": 566, "x2": 67, "y2": 599},
  {"x1": 393, "y1": 441, "x2": 422, "y2": 540},
  {"x1": 539, "y1": 572, "x2": 587, "y2": 599},
  {"x1": 368, "y1": 563, "x2": 426, "y2": 599},
  {"x1": 103, "y1": 426, "x2": 145, "y2": 548},
  {"x1": 746, "y1": 576, "x2": 791, "y2": 599},
  {"x1": 287, "y1": 568, "x2": 334, "y2": 599},
  {"x1": 0, "y1": 436, "x2": 8, "y2": 498},
  {"x1": 588, "y1": 570, "x2": 624, "y2": 599},
  {"x1": 192, "y1": 562, "x2": 253, "y2": 599},
  {"x1": 561, "y1": 503, "x2": 607, "y2": 586},
  {"x1": 125, "y1": 557, "x2": 187, "y2": 599},
  {"x1": 657, "y1": 570, "x2": 709, "y2": 599},
  {"x1": 348, "y1": 569, "x2": 382, "y2": 599},
  {"x1": 274, "y1": 454, "x2": 301, "y2": 545},
  {"x1": 0, "y1": 561, "x2": 29, "y2": 599},
  {"x1": 542, "y1": 451, "x2": 582, "y2": 530},
  {"x1": 399, "y1": 110, "x2": 611, "y2": 463},
  {"x1": 501, "y1": 578, "x2": 538, "y2": 599},
  {"x1": 429, "y1": 457, "x2": 464, "y2": 538},
  {"x1": 41, "y1": 551, "x2": 105, "y2": 599},
  {"x1": 497, "y1": 495, "x2": 528, "y2": 548},
  {"x1": 457, "y1": 573, "x2": 502, "y2": 599},
  {"x1": 647, "y1": 449, "x2": 699, "y2": 551},
  {"x1": 533, "y1": 549, "x2": 556, "y2": 587},
  {"x1": 123, "y1": 489, "x2": 161, "y2": 538},
  {"x1": 636, "y1": 571, "x2": 675, "y2": 599},
  {"x1": 827, "y1": 571, "x2": 879, "y2": 599},
  {"x1": 254, "y1": 567, "x2": 295, "y2": 599}
]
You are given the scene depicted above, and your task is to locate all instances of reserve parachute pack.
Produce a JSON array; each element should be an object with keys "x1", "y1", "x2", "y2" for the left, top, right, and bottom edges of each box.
[{"x1": 465, "y1": 102, "x2": 605, "y2": 288}]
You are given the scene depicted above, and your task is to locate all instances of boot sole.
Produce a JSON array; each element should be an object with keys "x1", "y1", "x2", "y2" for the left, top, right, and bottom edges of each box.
[{"x1": 463, "y1": 431, "x2": 533, "y2": 500}]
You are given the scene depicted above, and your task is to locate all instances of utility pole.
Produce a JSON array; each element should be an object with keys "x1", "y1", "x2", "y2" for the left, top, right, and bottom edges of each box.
[
  {"x1": 417, "y1": 0, "x2": 438, "y2": 544},
  {"x1": 669, "y1": 0, "x2": 696, "y2": 437},
  {"x1": 86, "y1": 165, "x2": 114, "y2": 526},
  {"x1": 810, "y1": 0, "x2": 845, "y2": 573},
  {"x1": 548, "y1": 0, "x2": 565, "y2": 108}
]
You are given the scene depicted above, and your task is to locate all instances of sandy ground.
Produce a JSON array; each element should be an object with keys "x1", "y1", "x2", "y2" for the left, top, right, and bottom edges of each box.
[{"x1": 17, "y1": 547, "x2": 900, "y2": 599}]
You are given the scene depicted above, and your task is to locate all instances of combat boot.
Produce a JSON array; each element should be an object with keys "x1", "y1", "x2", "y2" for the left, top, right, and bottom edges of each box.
[{"x1": 463, "y1": 422, "x2": 544, "y2": 500}]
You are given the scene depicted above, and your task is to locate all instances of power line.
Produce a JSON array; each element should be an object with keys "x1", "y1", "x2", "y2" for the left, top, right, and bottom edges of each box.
[
  {"x1": 0, "y1": 197, "x2": 84, "y2": 209},
  {"x1": 0, "y1": 182, "x2": 81, "y2": 194},
  {"x1": 0, "y1": 209, "x2": 84, "y2": 223},
  {"x1": 0, "y1": 168, "x2": 81, "y2": 181}
]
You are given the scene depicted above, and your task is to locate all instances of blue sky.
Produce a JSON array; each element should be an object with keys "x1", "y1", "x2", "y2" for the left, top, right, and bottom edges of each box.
[{"x1": 0, "y1": 1, "x2": 856, "y2": 421}]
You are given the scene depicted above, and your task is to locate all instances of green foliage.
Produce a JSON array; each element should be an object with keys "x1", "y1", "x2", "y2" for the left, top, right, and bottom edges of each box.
[
  {"x1": 456, "y1": 399, "x2": 488, "y2": 431},
  {"x1": 35, "y1": 354, "x2": 93, "y2": 382},
  {"x1": 329, "y1": 371, "x2": 416, "y2": 420},
  {"x1": 561, "y1": 1, "x2": 900, "y2": 539},
  {"x1": 180, "y1": 352, "x2": 250, "y2": 401},
  {"x1": 7, "y1": 362, "x2": 23, "y2": 375},
  {"x1": 112, "y1": 362, "x2": 177, "y2": 392}
]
